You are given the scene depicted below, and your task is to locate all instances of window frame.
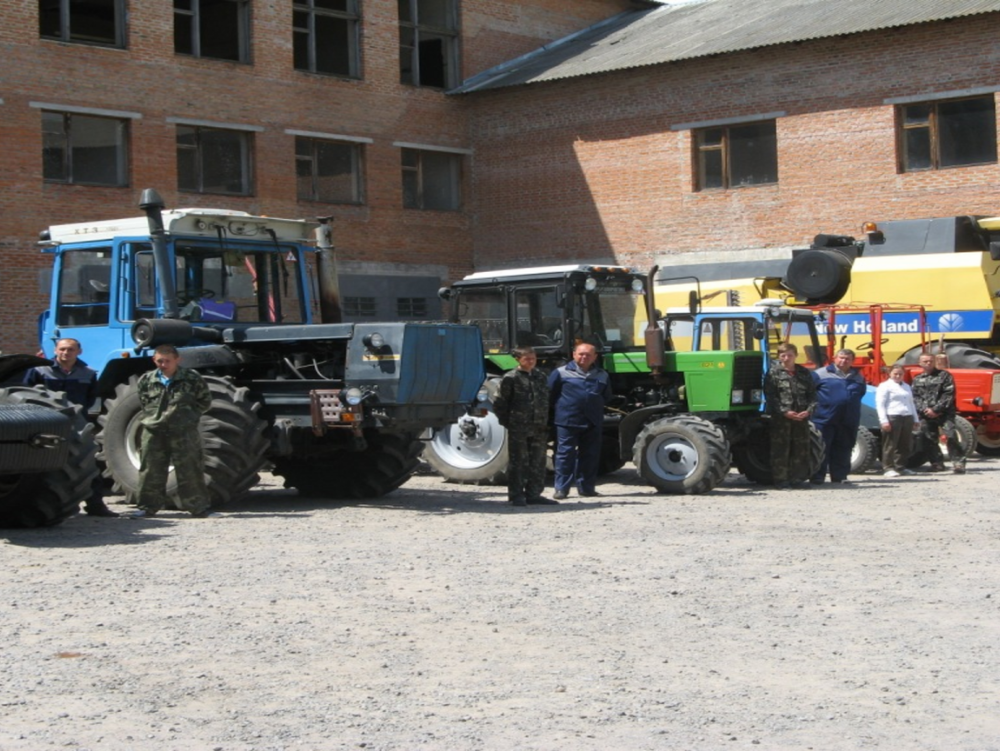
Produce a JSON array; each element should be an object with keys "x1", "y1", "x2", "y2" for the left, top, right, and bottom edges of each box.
[
  {"x1": 293, "y1": 0, "x2": 361, "y2": 78},
  {"x1": 897, "y1": 95, "x2": 998, "y2": 173},
  {"x1": 344, "y1": 296, "x2": 378, "y2": 317},
  {"x1": 174, "y1": 0, "x2": 251, "y2": 63},
  {"x1": 295, "y1": 136, "x2": 365, "y2": 204},
  {"x1": 694, "y1": 119, "x2": 778, "y2": 191},
  {"x1": 39, "y1": 0, "x2": 125, "y2": 48},
  {"x1": 400, "y1": 147, "x2": 462, "y2": 211},
  {"x1": 398, "y1": 0, "x2": 459, "y2": 89},
  {"x1": 42, "y1": 111, "x2": 130, "y2": 187},
  {"x1": 176, "y1": 124, "x2": 254, "y2": 196}
]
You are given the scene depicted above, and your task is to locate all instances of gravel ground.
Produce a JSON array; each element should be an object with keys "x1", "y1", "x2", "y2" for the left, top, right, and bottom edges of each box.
[{"x1": 2, "y1": 459, "x2": 999, "y2": 751}]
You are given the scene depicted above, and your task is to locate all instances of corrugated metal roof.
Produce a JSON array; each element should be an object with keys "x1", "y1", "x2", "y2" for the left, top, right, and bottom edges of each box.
[{"x1": 454, "y1": 0, "x2": 1000, "y2": 93}]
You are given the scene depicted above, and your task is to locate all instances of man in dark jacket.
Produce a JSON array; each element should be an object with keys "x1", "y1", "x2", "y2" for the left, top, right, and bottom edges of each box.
[
  {"x1": 912, "y1": 352, "x2": 963, "y2": 473},
  {"x1": 493, "y1": 346, "x2": 553, "y2": 506},
  {"x1": 23, "y1": 338, "x2": 117, "y2": 516},
  {"x1": 547, "y1": 342, "x2": 612, "y2": 500},
  {"x1": 810, "y1": 348, "x2": 867, "y2": 484},
  {"x1": 764, "y1": 342, "x2": 818, "y2": 488}
]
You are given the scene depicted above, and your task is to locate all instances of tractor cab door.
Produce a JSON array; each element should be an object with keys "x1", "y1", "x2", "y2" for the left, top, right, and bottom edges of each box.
[{"x1": 43, "y1": 241, "x2": 131, "y2": 367}]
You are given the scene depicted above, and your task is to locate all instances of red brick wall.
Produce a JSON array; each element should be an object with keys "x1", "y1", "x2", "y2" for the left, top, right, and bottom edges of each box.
[
  {"x1": 463, "y1": 15, "x2": 1000, "y2": 272},
  {"x1": 0, "y1": 0, "x2": 629, "y2": 353}
]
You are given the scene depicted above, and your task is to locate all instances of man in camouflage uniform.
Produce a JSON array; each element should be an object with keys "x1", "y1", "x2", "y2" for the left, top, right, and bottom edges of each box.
[
  {"x1": 125, "y1": 344, "x2": 217, "y2": 518},
  {"x1": 764, "y1": 342, "x2": 818, "y2": 488},
  {"x1": 493, "y1": 346, "x2": 554, "y2": 506},
  {"x1": 912, "y1": 353, "x2": 963, "y2": 473}
]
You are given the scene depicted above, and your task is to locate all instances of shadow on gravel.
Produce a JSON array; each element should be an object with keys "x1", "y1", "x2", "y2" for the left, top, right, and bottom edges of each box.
[{"x1": 1, "y1": 515, "x2": 176, "y2": 548}]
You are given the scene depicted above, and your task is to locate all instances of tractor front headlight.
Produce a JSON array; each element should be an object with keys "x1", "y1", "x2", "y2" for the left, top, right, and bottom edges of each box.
[
  {"x1": 345, "y1": 388, "x2": 364, "y2": 406},
  {"x1": 732, "y1": 389, "x2": 744, "y2": 404}
]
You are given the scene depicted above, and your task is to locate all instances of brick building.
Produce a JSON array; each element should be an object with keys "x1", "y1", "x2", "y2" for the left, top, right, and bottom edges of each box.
[
  {"x1": 0, "y1": 0, "x2": 637, "y2": 353},
  {"x1": 3, "y1": 0, "x2": 1000, "y2": 354},
  {"x1": 458, "y1": 0, "x2": 1000, "y2": 273}
]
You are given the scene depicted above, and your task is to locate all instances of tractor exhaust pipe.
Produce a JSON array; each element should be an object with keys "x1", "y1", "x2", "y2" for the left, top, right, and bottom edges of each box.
[
  {"x1": 644, "y1": 265, "x2": 665, "y2": 378},
  {"x1": 314, "y1": 216, "x2": 343, "y2": 324},
  {"x1": 138, "y1": 189, "x2": 179, "y2": 319}
]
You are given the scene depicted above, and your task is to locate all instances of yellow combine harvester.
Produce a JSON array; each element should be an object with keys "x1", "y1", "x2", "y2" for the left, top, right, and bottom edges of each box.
[{"x1": 654, "y1": 215, "x2": 1000, "y2": 370}]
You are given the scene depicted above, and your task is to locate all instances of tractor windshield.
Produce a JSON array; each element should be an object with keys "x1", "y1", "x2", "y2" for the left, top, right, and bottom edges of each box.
[
  {"x1": 574, "y1": 283, "x2": 643, "y2": 351},
  {"x1": 133, "y1": 244, "x2": 307, "y2": 324}
]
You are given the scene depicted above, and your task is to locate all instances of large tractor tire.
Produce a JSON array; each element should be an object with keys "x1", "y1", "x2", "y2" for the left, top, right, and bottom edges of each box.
[
  {"x1": 896, "y1": 343, "x2": 1000, "y2": 370},
  {"x1": 273, "y1": 431, "x2": 421, "y2": 499},
  {"x1": 97, "y1": 376, "x2": 269, "y2": 508},
  {"x1": 974, "y1": 422, "x2": 1000, "y2": 457},
  {"x1": 906, "y1": 414, "x2": 977, "y2": 468},
  {"x1": 422, "y1": 409, "x2": 509, "y2": 486},
  {"x1": 850, "y1": 428, "x2": 880, "y2": 474},
  {"x1": 632, "y1": 415, "x2": 730, "y2": 495},
  {"x1": 0, "y1": 386, "x2": 98, "y2": 528},
  {"x1": 733, "y1": 421, "x2": 825, "y2": 485}
]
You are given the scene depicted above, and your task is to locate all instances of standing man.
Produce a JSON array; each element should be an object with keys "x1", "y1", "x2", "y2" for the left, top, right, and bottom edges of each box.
[
  {"x1": 912, "y1": 352, "x2": 963, "y2": 473},
  {"x1": 548, "y1": 341, "x2": 612, "y2": 500},
  {"x1": 493, "y1": 346, "x2": 554, "y2": 506},
  {"x1": 810, "y1": 348, "x2": 866, "y2": 484},
  {"x1": 126, "y1": 344, "x2": 219, "y2": 518},
  {"x1": 23, "y1": 338, "x2": 118, "y2": 517},
  {"x1": 763, "y1": 342, "x2": 818, "y2": 489}
]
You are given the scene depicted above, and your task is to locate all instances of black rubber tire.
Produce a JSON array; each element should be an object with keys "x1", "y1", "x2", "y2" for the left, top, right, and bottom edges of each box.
[
  {"x1": 734, "y1": 421, "x2": 825, "y2": 485},
  {"x1": 631, "y1": 415, "x2": 730, "y2": 494},
  {"x1": 273, "y1": 431, "x2": 422, "y2": 500},
  {"x1": 850, "y1": 428, "x2": 880, "y2": 474},
  {"x1": 974, "y1": 422, "x2": 1000, "y2": 456},
  {"x1": 97, "y1": 375, "x2": 269, "y2": 508},
  {"x1": 906, "y1": 414, "x2": 977, "y2": 468},
  {"x1": 598, "y1": 436, "x2": 627, "y2": 475},
  {"x1": 422, "y1": 379, "x2": 509, "y2": 485},
  {"x1": 0, "y1": 386, "x2": 98, "y2": 528},
  {"x1": 895, "y1": 343, "x2": 1000, "y2": 370}
]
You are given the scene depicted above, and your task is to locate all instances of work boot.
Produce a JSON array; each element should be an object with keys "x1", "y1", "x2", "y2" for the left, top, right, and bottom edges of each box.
[
  {"x1": 929, "y1": 463, "x2": 946, "y2": 472},
  {"x1": 953, "y1": 463, "x2": 966, "y2": 474},
  {"x1": 85, "y1": 501, "x2": 119, "y2": 517}
]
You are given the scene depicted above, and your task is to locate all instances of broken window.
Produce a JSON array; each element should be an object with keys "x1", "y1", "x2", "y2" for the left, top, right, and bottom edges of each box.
[
  {"x1": 398, "y1": 0, "x2": 458, "y2": 89},
  {"x1": 899, "y1": 96, "x2": 997, "y2": 172},
  {"x1": 695, "y1": 120, "x2": 778, "y2": 190},
  {"x1": 42, "y1": 111, "x2": 129, "y2": 186},
  {"x1": 293, "y1": 0, "x2": 360, "y2": 77},
  {"x1": 39, "y1": 0, "x2": 124, "y2": 47},
  {"x1": 176, "y1": 125, "x2": 253, "y2": 195},
  {"x1": 174, "y1": 0, "x2": 249, "y2": 62},
  {"x1": 401, "y1": 148, "x2": 461, "y2": 210},
  {"x1": 295, "y1": 137, "x2": 364, "y2": 204}
]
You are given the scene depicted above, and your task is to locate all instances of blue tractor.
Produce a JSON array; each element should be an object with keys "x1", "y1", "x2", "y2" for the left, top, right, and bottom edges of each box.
[{"x1": 36, "y1": 190, "x2": 484, "y2": 507}]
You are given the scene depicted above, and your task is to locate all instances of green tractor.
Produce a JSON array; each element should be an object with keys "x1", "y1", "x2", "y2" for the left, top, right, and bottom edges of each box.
[{"x1": 428, "y1": 265, "x2": 825, "y2": 493}]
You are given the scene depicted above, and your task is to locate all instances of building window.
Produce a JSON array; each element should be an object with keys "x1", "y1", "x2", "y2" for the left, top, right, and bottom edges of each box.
[
  {"x1": 398, "y1": 0, "x2": 457, "y2": 88},
  {"x1": 42, "y1": 112, "x2": 128, "y2": 186},
  {"x1": 295, "y1": 137, "x2": 363, "y2": 204},
  {"x1": 899, "y1": 96, "x2": 998, "y2": 172},
  {"x1": 174, "y1": 0, "x2": 249, "y2": 62},
  {"x1": 695, "y1": 120, "x2": 777, "y2": 190},
  {"x1": 294, "y1": 0, "x2": 360, "y2": 77},
  {"x1": 344, "y1": 296, "x2": 377, "y2": 317},
  {"x1": 397, "y1": 297, "x2": 427, "y2": 318},
  {"x1": 176, "y1": 125, "x2": 252, "y2": 195},
  {"x1": 401, "y1": 148, "x2": 461, "y2": 210},
  {"x1": 39, "y1": 0, "x2": 124, "y2": 47}
]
